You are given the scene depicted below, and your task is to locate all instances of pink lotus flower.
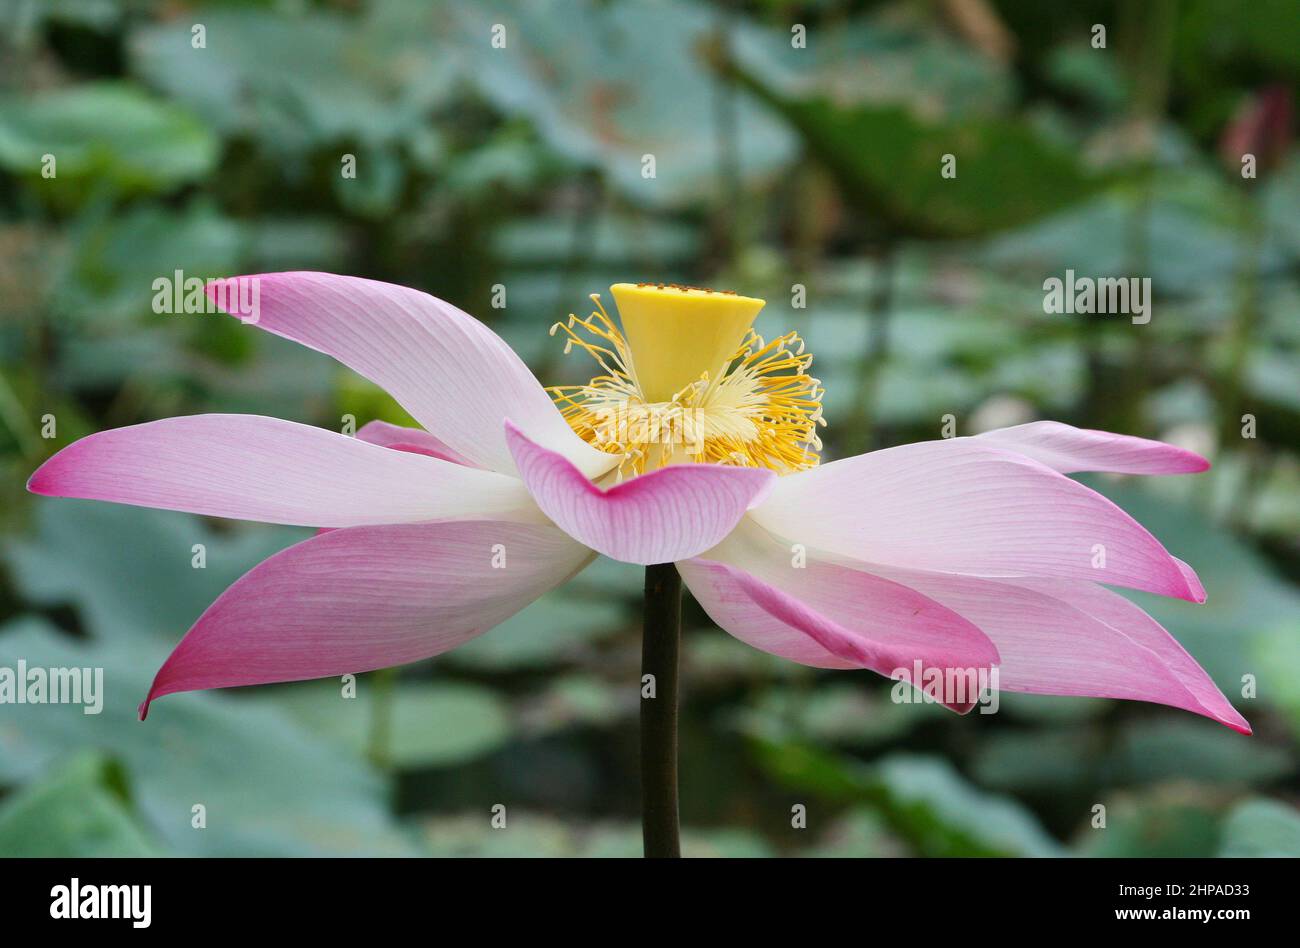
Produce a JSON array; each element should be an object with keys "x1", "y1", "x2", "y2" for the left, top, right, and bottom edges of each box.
[{"x1": 28, "y1": 272, "x2": 1248, "y2": 737}]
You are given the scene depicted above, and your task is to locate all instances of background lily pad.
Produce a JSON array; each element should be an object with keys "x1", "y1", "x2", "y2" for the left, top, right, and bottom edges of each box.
[{"x1": 0, "y1": 82, "x2": 217, "y2": 199}]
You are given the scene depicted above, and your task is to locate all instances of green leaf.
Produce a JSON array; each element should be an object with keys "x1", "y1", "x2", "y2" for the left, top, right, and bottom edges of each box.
[
  {"x1": 131, "y1": 8, "x2": 457, "y2": 153},
  {"x1": 747, "y1": 734, "x2": 876, "y2": 802},
  {"x1": 1045, "y1": 42, "x2": 1129, "y2": 112},
  {"x1": 447, "y1": 0, "x2": 794, "y2": 205},
  {"x1": 869, "y1": 754, "x2": 1062, "y2": 857},
  {"x1": 975, "y1": 719, "x2": 1290, "y2": 792},
  {"x1": 1179, "y1": 0, "x2": 1300, "y2": 72},
  {"x1": 733, "y1": 682, "x2": 945, "y2": 748},
  {"x1": 0, "y1": 83, "x2": 217, "y2": 199},
  {"x1": 6, "y1": 500, "x2": 308, "y2": 647},
  {"x1": 982, "y1": 174, "x2": 1283, "y2": 292},
  {"x1": 52, "y1": 201, "x2": 244, "y2": 331},
  {"x1": 495, "y1": 213, "x2": 701, "y2": 269},
  {"x1": 972, "y1": 728, "x2": 1099, "y2": 792},
  {"x1": 0, "y1": 752, "x2": 159, "y2": 857},
  {"x1": 1110, "y1": 719, "x2": 1291, "y2": 785},
  {"x1": 1219, "y1": 798, "x2": 1300, "y2": 857},
  {"x1": 4, "y1": 0, "x2": 120, "y2": 32},
  {"x1": 1077, "y1": 792, "x2": 1221, "y2": 857},
  {"x1": 332, "y1": 147, "x2": 406, "y2": 218},
  {"x1": 0, "y1": 619, "x2": 416, "y2": 856},
  {"x1": 731, "y1": 67, "x2": 1109, "y2": 237},
  {"x1": 521, "y1": 674, "x2": 632, "y2": 736},
  {"x1": 686, "y1": 626, "x2": 797, "y2": 681},
  {"x1": 447, "y1": 591, "x2": 626, "y2": 671},
  {"x1": 996, "y1": 692, "x2": 1109, "y2": 724},
  {"x1": 1085, "y1": 481, "x2": 1299, "y2": 693},
  {"x1": 729, "y1": 13, "x2": 1012, "y2": 120},
  {"x1": 259, "y1": 678, "x2": 512, "y2": 770},
  {"x1": 746, "y1": 739, "x2": 1060, "y2": 856},
  {"x1": 1253, "y1": 619, "x2": 1300, "y2": 739}
]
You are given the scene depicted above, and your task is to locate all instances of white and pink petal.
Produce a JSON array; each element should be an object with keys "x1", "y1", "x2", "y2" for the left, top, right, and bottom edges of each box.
[
  {"x1": 973, "y1": 421, "x2": 1209, "y2": 475},
  {"x1": 355, "y1": 419, "x2": 477, "y2": 466},
  {"x1": 994, "y1": 574, "x2": 1247, "y2": 733},
  {"x1": 750, "y1": 439, "x2": 1201, "y2": 601},
  {"x1": 29, "y1": 414, "x2": 537, "y2": 528},
  {"x1": 505, "y1": 420, "x2": 774, "y2": 565},
  {"x1": 141, "y1": 519, "x2": 592, "y2": 714},
  {"x1": 207, "y1": 271, "x2": 616, "y2": 479},
  {"x1": 677, "y1": 522, "x2": 1000, "y2": 711}
]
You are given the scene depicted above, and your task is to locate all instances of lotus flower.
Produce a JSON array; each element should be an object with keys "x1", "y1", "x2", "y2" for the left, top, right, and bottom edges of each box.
[{"x1": 28, "y1": 272, "x2": 1248, "y2": 739}]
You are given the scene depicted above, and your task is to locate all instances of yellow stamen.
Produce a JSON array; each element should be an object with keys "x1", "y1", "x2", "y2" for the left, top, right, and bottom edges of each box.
[{"x1": 548, "y1": 284, "x2": 825, "y2": 478}]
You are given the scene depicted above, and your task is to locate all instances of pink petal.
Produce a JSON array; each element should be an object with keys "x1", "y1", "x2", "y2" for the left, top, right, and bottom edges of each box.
[
  {"x1": 206, "y1": 272, "x2": 616, "y2": 478},
  {"x1": 677, "y1": 557, "x2": 997, "y2": 712},
  {"x1": 29, "y1": 414, "x2": 536, "y2": 527},
  {"x1": 315, "y1": 419, "x2": 480, "y2": 537},
  {"x1": 974, "y1": 421, "x2": 1209, "y2": 474},
  {"x1": 1000, "y1": 574, "x2": 1248, "y2": 733},
  {"x1": 677, "y1": 558, "x2": 856, "y2": 669},
  {"x1": 751, "y1": 439, "x2": 1201, "y2": 601},
  {"x1": 141, "y1": 519, "x2": 591, "y2": 715},
  {"x1": 355, "y1": 419, "x2": 477, "y2": 466},
  {"x1": 858, "y1": 561, "x2": 1249, "y2": 733},
  {"x1": 1174, "y1": 557, "x2": 1207, "y2": 604},
  {"x1": 504, "y1": 420, "x2": 774, "y2": 565}
]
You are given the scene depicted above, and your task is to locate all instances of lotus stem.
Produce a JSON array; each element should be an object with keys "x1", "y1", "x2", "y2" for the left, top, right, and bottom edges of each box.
[{"x1": 640, "y1": 562, "x2": 683, "y2": 858}]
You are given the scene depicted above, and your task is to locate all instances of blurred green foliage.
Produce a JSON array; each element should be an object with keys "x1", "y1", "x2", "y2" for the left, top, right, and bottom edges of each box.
[{"x1": 0, "y1": 0, "x2": 1296, "y2": 857}]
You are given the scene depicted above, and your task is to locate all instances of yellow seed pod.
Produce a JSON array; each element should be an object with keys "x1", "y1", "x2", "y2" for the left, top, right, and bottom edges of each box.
[{"x1": 610, "y1": 283, "x2": 765, "y2": 402}]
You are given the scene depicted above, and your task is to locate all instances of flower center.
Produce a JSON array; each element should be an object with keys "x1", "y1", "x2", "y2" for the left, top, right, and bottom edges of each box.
[{"x1": 548, "y1": 283, "x2": 825, "y2": 477}]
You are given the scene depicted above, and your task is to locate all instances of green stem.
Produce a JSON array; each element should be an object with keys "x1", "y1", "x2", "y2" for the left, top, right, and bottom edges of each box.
[
  {"x1": 368, "y1": 665, "x2": 396, "y2": 770},
  {"x1": 0, "y1": 368, "x2": 40, "y2": 456},
  {"x1": 640, "y1": 562, "x2": 683, "y2": 858},
  {"x1": 711, "y1": 5, "x2": 741, "y2": 267},
  {"x1": 846, "y1": 243, "x2": 896, "y2": 455}
]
